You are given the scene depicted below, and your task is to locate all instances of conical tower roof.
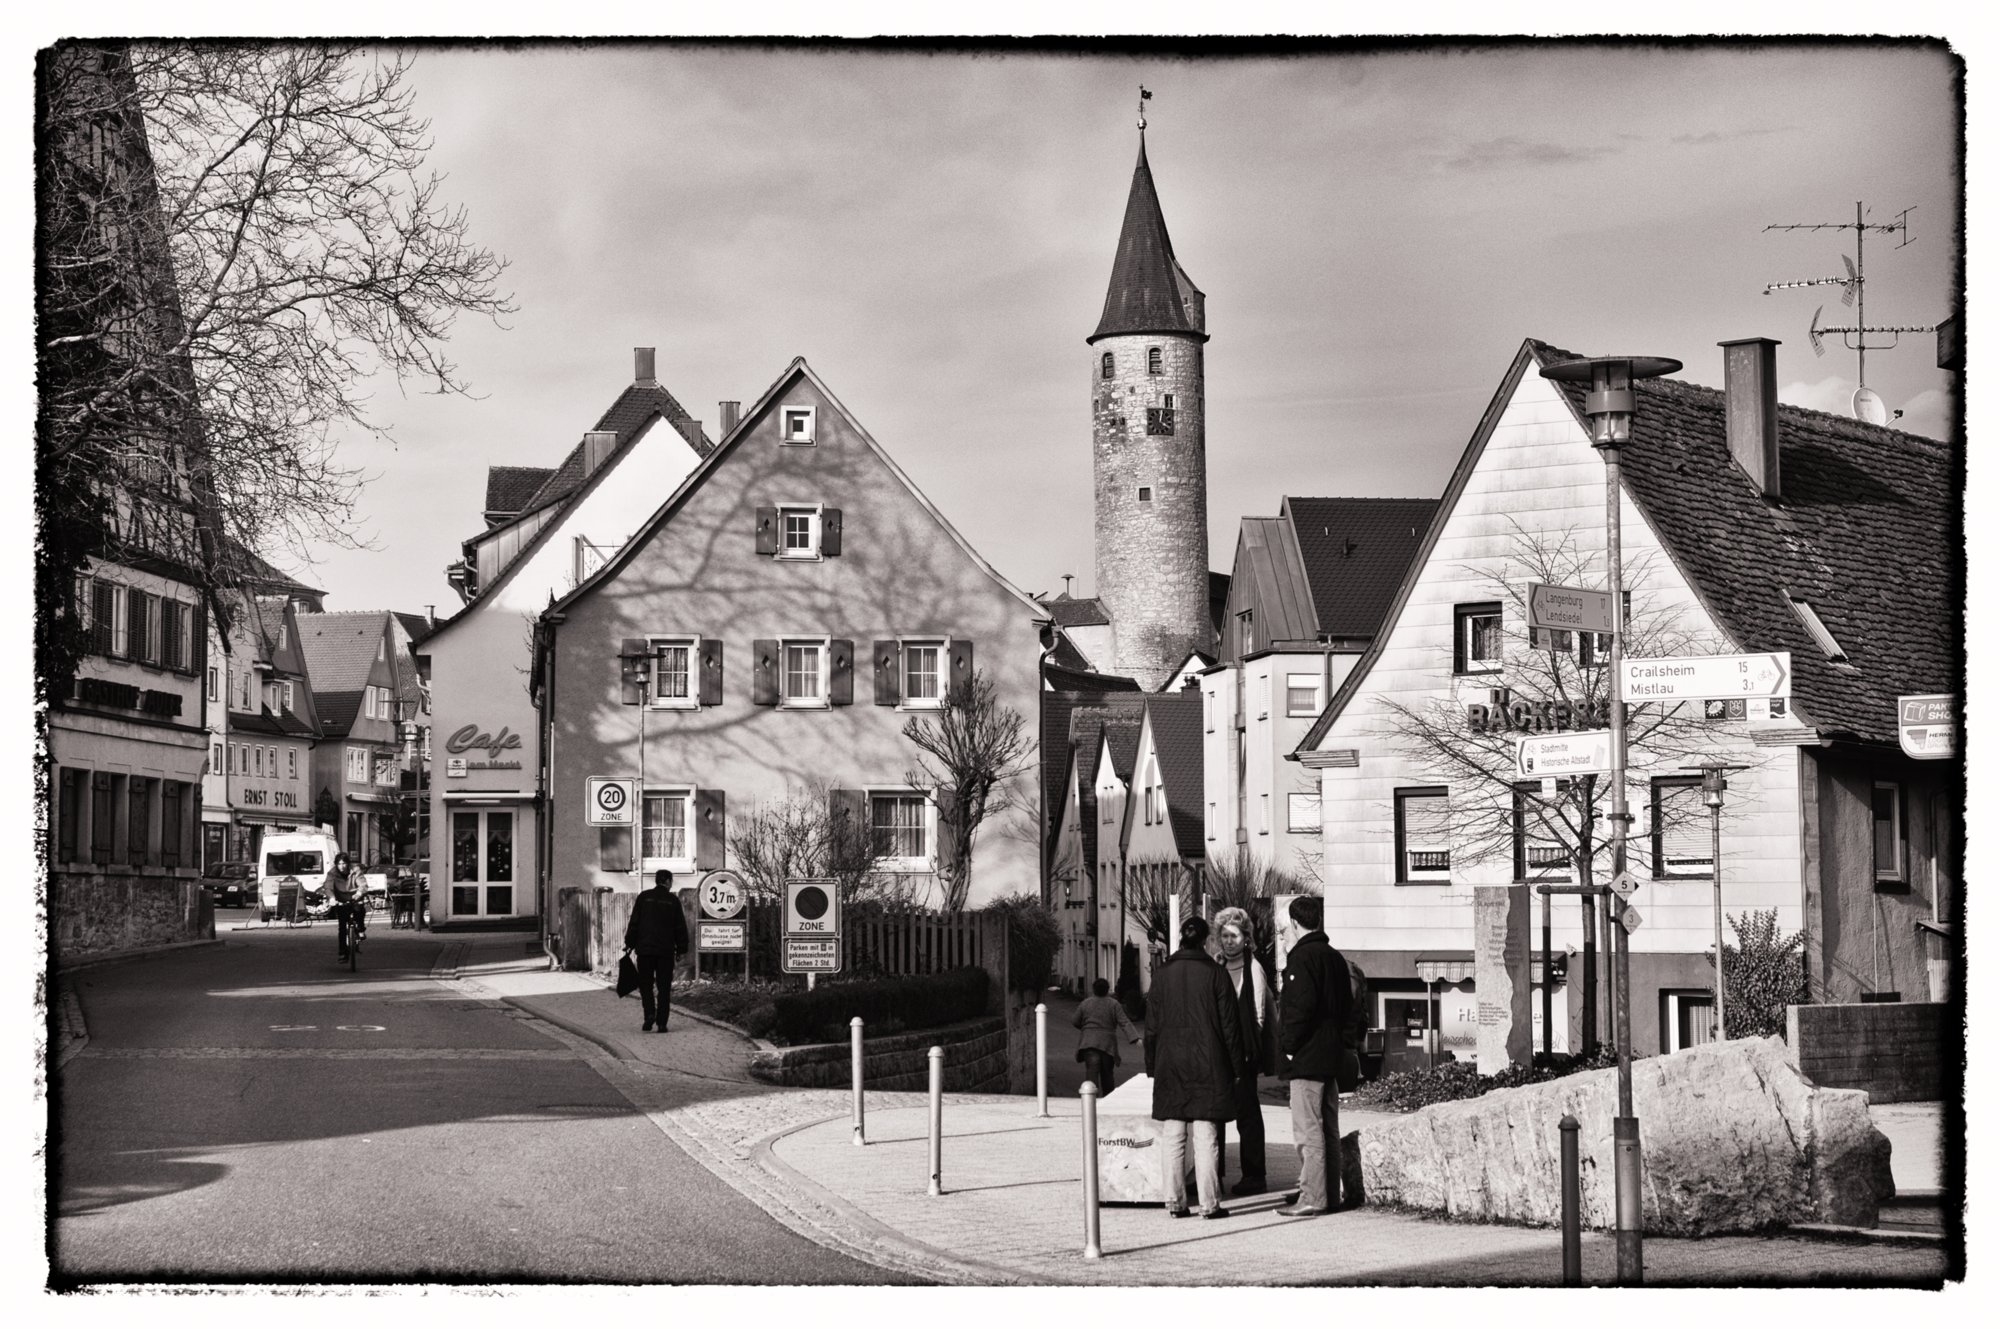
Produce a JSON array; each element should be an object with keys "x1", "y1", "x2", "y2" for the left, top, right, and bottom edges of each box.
[{"x1": 1088, "y1": 135, "x2": 1207, "y2": 345}]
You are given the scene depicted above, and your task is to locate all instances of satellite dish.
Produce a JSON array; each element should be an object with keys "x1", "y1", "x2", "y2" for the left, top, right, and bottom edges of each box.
[{"x1": 1852, "y1": 386, "x2": 1888, "y2": 425}]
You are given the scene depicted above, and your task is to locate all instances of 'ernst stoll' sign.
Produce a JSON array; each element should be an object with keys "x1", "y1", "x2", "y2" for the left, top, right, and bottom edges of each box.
[
  {"x1": 444, "y1": 724, "x2": 524, "y2": 774},
  {"x1": 1466, "y1": 697, "x2": 1611, "y2": 734}
]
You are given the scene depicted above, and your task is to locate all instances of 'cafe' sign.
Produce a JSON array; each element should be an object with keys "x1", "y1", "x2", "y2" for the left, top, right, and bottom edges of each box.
[{"x1": 446, "y1": 723, "x2": 525, "y2": 775}]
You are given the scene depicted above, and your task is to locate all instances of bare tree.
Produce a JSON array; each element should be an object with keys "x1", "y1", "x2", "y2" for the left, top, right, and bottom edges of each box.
[
  {"x1": 727, "y1": 782, "x2": 923, "y2": 911},
  {"x1": 902, "y1": 671, "x2": 1034, "y2": 911},
  {"x1": 37, "y1": 42, "x2": 510, "y2": 699},
  {"x1": 1124, "y1": 858, "x2": 1195, "y2": 951}
]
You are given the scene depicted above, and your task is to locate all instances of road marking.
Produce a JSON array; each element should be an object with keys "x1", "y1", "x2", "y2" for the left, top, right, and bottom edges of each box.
[
  {"x1": 76, "y1": 1047, "x2": 573, "y2": 1061},
  {"x1": 269, "y1": 1024, "x2": 317, "y2": 1031},
  {"x1": 336, "y1": 1024, "x2": 386, "y2": 1032}
]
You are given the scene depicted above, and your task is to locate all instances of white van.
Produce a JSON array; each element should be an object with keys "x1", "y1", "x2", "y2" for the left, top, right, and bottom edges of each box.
[{"x1": 257, "y1": 828, "x2": 342, "y2": 921}]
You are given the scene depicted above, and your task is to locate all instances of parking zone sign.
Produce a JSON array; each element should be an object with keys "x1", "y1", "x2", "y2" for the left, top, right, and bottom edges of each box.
[
  {"x1": 783, "y1": 937, "x2": 840, "y2": 974},
  {"x1": 785, "y1": 878, "x2": 840, "y2": 938}
]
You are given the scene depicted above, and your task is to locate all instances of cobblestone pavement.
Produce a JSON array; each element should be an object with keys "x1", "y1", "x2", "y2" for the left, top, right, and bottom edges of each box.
[{"x1": 450, "y1": 941, "x2": 1949, "y2": 1288}]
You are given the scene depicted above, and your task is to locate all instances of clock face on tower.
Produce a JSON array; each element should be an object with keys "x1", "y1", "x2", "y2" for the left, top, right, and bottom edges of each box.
[{"x1": 1146, "y1": 407, "x2": 1176, "y2": 436}]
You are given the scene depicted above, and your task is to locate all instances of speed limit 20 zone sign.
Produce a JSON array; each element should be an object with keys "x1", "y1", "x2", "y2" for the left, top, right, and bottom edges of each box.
[{"x1": 586, "y1": 778, "x2": 636, "y2": 826}]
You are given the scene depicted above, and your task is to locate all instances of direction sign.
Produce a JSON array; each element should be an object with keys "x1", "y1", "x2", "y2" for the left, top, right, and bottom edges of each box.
[
  {"x1": 697, "y1": 870, "x2": 746, "y2": 920},
  {"x1": 585, "y1": 777, "x2": 637, "y2": 826},
  {"x1": 1608, "y1": 870, "x2": 1641, "y2": 900},
  {"x1": 1528, "y1": 583, "x2": 1616, "y2": 635},
  {"x1": 1618, "y1": 904, "x2": 1643, "y2": 932},
  {"x1": 785, "y1": 878, "x2": 840, "y2": 938},
  {"x1": 1620, "y1": 652, "x2": 1791, "y2": 703},
  {"x1": 1516, "y1": 729, "x2": 1613, "y2": 779},
  {"x1": 1897, "y1": 694, "x2": 1956, "y2": 760},
  {"x1": 697, "y1": 921, "x2": 746, "y2": 952},
  {"x1": 782, "y1": 937, "x2": 841, "y2": 974}
]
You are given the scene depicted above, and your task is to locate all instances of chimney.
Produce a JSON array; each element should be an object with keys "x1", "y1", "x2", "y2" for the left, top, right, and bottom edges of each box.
[
  {"x1": 675, "y1": 417, "x2": 705, "y2": 451},
  {"x1": 634, "y1": 347, "x2": 656, "y2": 384},
  {"x1": 423, "y1": 604, "x2": 436, "y2": 627},
  {"x1": 1719, "y1": 337, "x2": 1781, "y2": 501},
  {"x1": 581, "y1": 430, "x2": 618, "y2": 479},
  {"x1": 719, "y1": 400, "x2": 742, "y2": 435}
]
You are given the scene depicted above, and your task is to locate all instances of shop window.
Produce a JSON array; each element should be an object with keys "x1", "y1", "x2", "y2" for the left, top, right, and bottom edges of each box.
[
  {"x1": 1394, "y1": 787, "x2": 1450, "y2": 882},
  {"x1": 1872, "y1": 782, "x2": 1905, "y2": 884},
  {"x1": 1649, "y1": 776, "x2": 1711, "y2": 878},
  {"x1": 1454, "y1": 602, "x2": 1503, "y2": 674},
  {"x1": 643, "y1": 789, "x2": 695, "y2": 868},
  {"x1": 451, "y1": 808, "x2": 515, "y2": 915},
  {"x1": 1287, "y1": 792, "x2": 1321, "y2": 834},
  {"x1": 870, "y1": 791, "x2": 930, "y2": 866}
]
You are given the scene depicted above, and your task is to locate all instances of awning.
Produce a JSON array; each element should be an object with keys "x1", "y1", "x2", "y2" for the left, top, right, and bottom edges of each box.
[{"x1": 1415, "y1": 952, "x2": 1474, "y2": 984}]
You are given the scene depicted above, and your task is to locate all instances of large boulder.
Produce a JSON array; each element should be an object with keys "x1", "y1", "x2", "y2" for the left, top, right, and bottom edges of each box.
[{"x1": 1354, "y1": 1036, "x2": 1893, "y2": 1234}]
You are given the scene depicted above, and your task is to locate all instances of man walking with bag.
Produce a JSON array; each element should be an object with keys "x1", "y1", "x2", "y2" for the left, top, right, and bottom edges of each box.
[
  {"x1": 1276, "y1": 895, "x2": 1353, "y2": 1217},
  {"x1": 625, "y1": 869, "x2": 690, "y2": 1032}
]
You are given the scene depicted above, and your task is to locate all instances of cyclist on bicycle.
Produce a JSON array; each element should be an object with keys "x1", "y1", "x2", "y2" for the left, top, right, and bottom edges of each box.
[{"x1": 326, "y1": 851, "x2": 366, "y2": 964}]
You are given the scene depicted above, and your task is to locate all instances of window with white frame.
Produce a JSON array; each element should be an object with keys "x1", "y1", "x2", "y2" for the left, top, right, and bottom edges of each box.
[
  {"x1": 1286, "y1": 673, "x2": 1320, "y2": 717},
  {"x1": 1205, "y1": 692, "x2": 1215, "y2": 733},
  {"x1": 1872, "y1": 782, "x2": 1904, "y2": 882},
  {"x1": 573, "y1": 535, "x2": 619, "y2": 585},
  {"x1": 869, "y1": 791, "x2": 930, "y2": 866},
  {"x1": 346, "y1": 746, "x2": 367, "y2": 783},
  {"x1": 1207, "y1": 801, "x2": 1217, "y2": 840},
  {"x1": 1395, "y1": 787, "x2": 1451, "y2": 881},
  {"x1": 288, "y1": 749, "x2": 298, "y2": 779},
  {"x1": 1259, "y1": 792, "x2": 1270, "y2": 834},
  {"x1": 777, "y1": 505, "x2": 822, "y2": 559},
  {"x1": 207, "y1": 667, "x2": 220, "y2": 701},
  {"x1": 1256, "y1": 674, "x2": 1271, "y2": 718},
  {"x1": 901, "y1": 640, "x2": 944, "y2": 708},
  {"x1": 254, "y1": 747, "x2": 264, "y2": 777},
  {"x1": 781, "y1": 639, "x2": 827, "y2": 707},
  {"x1": 650, "y1": 636, "x2": 697, "y2": 707},
  {"x1": 1455, "y1": 603, "x2": 1503, "y2": 674},
  {"x1": 1287, "y1": 792, "x2": 1321, "y2": 834},
  {"x1": 283, "y1": 681, "x2": 295, "y2": 712},
  {"x1": 642, "y1": 789, "x2": 695, "y2": 867},
  {"x1": 268, "y1": 747, "x2": 278, "y2": 777},
  {"x1": 1649, "y1": 777, "x2": 1711, "y2": 878},
  {"x1": 210, "y1": 741, "x2": 222, "y2": 774},
  {"x1": 780, "y1": 405, "x2": 817, "y2": 444}
]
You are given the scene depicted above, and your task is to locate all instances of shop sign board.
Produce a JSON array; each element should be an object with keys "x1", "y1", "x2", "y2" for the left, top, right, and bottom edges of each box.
[
  {"x1": 1516, "y1": 729, "x2": 1613, "y2": 779},
  {"x1": 697, "y1": 921, "x2": 746, "y2": 952},
  {"x1": 585, "y1": 777, "x2": 636, "y2": 826},
  {"x1": 697, "y1": 870, "x2": 746, "y2": 920},
  {"x1": 1528, "y1": 583, "x2": 1616, "y2": 635},
  {"x1": 785, "y1": 878, "x2": 840, "y2": 937},
  {"x1": 1897, "y1": 694, "x2": 1956, "y2": 760},
  {"x1": 1620, "y1": 652, "x2": 1791, "y2": 703},
  {"x1": 782, "y1": 937, "x2": 840, "y2": 973}
]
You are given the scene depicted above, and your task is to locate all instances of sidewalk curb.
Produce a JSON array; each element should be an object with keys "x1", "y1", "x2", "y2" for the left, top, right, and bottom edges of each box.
[
  {"x1": 566, "y1": 969, "x2": 776, "y2": 1048},
  {"x1": 55, "y1": 984, "x2": 89, "y2": 1071},
  {"x1": 1787, "y1": 1223, "x2": 1946, "y2": 1246},
  {"x1": 57, "y1": 937, "x2": 224, "y2": 975},
  {"x1": 499, "y1": 995, "x2": 635, "y2": 1062}
]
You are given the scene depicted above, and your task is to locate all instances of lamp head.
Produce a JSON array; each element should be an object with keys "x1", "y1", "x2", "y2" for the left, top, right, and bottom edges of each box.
[{"x1": 1539, "y1": 354, "x2": 1683, "y2": 448}]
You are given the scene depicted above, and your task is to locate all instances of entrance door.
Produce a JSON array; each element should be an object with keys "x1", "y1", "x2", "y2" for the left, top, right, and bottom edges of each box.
[
  {"x1": 204, "y1": 823, "x2": 227, "y2": 872},
  {"x1": 449, "y1": 808, "x2": 516, "y2": 916}
]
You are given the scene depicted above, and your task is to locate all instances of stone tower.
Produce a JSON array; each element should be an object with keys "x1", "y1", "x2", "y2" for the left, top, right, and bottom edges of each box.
[{"x1": 1087, "y1": 131, "x2": 1212, "y2": 690}]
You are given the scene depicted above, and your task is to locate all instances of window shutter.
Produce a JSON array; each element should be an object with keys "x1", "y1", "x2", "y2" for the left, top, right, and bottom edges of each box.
[
  {"x1": 872, "y1": 640, "x2": 901, "y2": 706},
  {"x1": 162, "y1": 601, "x2": 182, "y2": 672},
  {"x1": 695, "y1": 788, "x2": 727, "y2": 869},
  {"x1": 161, "y1": 781, "x2": 183, "y2": 868},
  {"x1": 754, "y1": 507, "x2": 779, "y2": 555},
  {"x1": 829, "y1": 786, "x2": 866, "y2": 848},
  {"x1": 751, "y1": 639, "x2": 778, "y2": 706},
  {"x1": 821, "y1": 508, "x2": 843, "y2": 557},
  {"x1": 698, "y1": 639, "x2": 724, "y2": 706},
  {"x1": 599, "y1": 826, "x2": 634, "y2": 873},
  {"x1": 934, "y1": 786, "x2": 959, "y2": 867},
  {"x1": 127, "y1": 589, "x2": 147, "y2": 661},
  {"x1": 829, "y1": 639, "x2": 854, "y2": 706},
  {"x1": 949, "y1": 639, "x2": 975, "y2": 696},
  {"x1": 92, "y1": 581, "x2": 115, "y2": 655}
]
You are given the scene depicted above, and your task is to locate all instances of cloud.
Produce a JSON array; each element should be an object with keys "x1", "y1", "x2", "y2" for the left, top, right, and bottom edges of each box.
[
  {"x1": 1778, "y1": 375, "x2": 1856, "y2": 416},
  {"x1": 1670, "y1": 126, "x2": 1789, "y2": 146},
  {"x1": 1778, "y1": 377, "x2": 1953, "y2": 439},
  {"x1": 1442, "y1": 136, "x2": 1620, "y2": 171}
]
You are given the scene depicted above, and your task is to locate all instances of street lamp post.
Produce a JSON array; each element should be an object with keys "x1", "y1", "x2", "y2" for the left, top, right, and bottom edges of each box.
[
  {"x1": 396, "y1": 698, "x2": 428, "y2": 930},
  {"x1": 1540, "y1": 352, "x2": 1680, "y2": 1288},
  {"x1": 1682, "y1": 760, "x2": 1750, "y2": 1043}
]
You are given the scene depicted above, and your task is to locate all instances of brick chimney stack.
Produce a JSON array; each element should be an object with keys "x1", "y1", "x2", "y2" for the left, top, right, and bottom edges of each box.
[
  {"x1": 1720, "y1": 338, "x2": 1782, "y2": 502},
  {"x1": 635, "y1": 347, "x2": 657, "y2": 384}
]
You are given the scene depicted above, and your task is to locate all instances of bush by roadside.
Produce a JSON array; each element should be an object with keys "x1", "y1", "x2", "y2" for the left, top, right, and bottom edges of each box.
[
  {"x1": 1351, "y1": 1047, "x2": 1619, "y2": 1113},
  {"x1": 674, "y1": 968, "x2": 991, "y2": 1046}
]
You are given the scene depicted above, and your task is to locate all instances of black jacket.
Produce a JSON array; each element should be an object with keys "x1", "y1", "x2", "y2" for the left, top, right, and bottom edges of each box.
[
  {"x1": 1144, "y1": 945, "x2": 1247, "y2": 1123},
  {"x1": 625, "y1": 887, "x2": 689, "y2": 957},
  {"x1": 1278, "y1": 930, "x2": 1353, "y2": 1082}
]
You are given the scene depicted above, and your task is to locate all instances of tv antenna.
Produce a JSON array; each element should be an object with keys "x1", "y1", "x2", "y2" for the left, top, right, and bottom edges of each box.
[{"x1": 1764, "y1": 201, "x2": 1934, "y2": 419}]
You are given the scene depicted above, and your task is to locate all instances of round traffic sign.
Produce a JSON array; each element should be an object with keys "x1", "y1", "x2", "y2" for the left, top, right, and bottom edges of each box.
[
  {"x1": 699, "y1": 870, "x2": 745, "y2": 920},
  {"x1": 595, "y1": 782, "x2": 628, "y2": 814},
  {"x1": 794, "y1": 884, "x2": 830, "y2": 921}
]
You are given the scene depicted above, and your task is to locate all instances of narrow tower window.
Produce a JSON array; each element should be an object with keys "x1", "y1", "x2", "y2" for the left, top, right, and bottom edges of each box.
[
  {"x1": 1147, "y1": 347, "x2": 1163, "y2": 375},
  {"x1": 1137, "y1": 486, "x2": 1153, "y2": 503},
  {"x1": 1101, "y1": 352, "x2": 1114, "y2": 380}
]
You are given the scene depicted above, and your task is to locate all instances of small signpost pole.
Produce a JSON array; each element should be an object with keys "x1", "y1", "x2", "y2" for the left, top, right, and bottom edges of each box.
[
  {"x1": 1080, "y1": 1081, "x2": 1103, "y2": 1259},
  {"x1": 927, "y1": 1046, "x2": 945, "y2": 1196},
  {"x1": 851, "y1": 1017, "x2": 866, "y2": 1146},
  {"x1": 1035, "y1": 1002, "x2": 1050, "y2": 1118}
]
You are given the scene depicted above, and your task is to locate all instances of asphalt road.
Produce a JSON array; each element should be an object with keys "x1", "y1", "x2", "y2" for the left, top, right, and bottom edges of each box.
[{"x1": 53, "y1": 914, "x2": 915, "y2": 1285}]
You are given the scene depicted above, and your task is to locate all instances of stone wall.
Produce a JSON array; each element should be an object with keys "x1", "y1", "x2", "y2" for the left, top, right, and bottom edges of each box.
[
  {"x1": 1789, "y1": 1001, "x2": 1950, "y2": 1104},
  {"x1": 748, "y1": 1015, "x2": 1009, "y2": 1092},
  {"x1": 53, "y1": 869, "x2": 213, "y2": 966}
]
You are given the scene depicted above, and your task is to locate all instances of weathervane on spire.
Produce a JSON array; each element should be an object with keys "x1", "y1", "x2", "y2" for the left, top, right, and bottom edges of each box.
[{"x1": 1138, "y1": 85, "x2": 1151, "y2": 132}]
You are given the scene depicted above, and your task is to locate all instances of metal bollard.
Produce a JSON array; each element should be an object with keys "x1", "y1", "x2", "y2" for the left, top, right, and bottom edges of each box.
[
  {"x1": 1035, "y1": 1002, "x2": 1050, "y2": 1118},
  {"x1": 1080, "y1": 1080, "x2": 1103, "y2": 1259},
  {"x1": 927, "y1": 1046, "x2": 944, "y2": 1196},
  {"x1": 851, "y1": 1017, "x2": 866, "y2": 1146},
  {"x1": 1559, "y1": 1113, "x2": 1582, "y2": 1286},
  {"x1": 1614, "y1": 1116, "x2": 1644, "y2": 1284}
]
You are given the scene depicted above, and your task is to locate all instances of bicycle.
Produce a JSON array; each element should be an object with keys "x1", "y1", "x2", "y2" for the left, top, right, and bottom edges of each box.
[{"x1": 339, "y1": 901, "x2": 365, "y2": 971}]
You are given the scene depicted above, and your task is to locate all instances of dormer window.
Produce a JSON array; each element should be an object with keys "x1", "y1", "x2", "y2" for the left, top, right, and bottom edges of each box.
[
  {"x1": 1787, "y1": 596, "x2": 1848, "y2": 662},
  {"x1": 1147, "y1": 347, "x2": 1162, "y2": 375},
  {"x1": 781, "y1": 406, "x2": 817, "y2": 445},
  {"x1": 1101, "y1": 352, "x2": 1114, "y2": 380}
]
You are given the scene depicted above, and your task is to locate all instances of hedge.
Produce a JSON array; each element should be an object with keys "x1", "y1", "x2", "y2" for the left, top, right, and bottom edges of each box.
[
  {"x1": 767, "y1": 965, "x2": 990, "y2": 1044},
  {"x1": 1351, "y1": 1047, "x2": 1619, "y2": 1113}
]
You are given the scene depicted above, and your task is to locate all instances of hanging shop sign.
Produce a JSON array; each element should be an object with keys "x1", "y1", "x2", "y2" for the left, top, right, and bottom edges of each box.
[{"x1": 1897, "y1": 694, "x2": 1956, "y2": 760}]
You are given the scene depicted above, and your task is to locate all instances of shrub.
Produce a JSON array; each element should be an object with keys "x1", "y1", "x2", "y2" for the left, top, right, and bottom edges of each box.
[
  {"x1": 1720, "y1": 908, "x2": 1808, "y2": 1038},
  {"x1": 1351, "y1": 1047, "x2": 1618, "y2": 1113},
  {"x1": 984, "y1": 892, "x2": 1061, "y2": 992},
  {"x1": 767, "y1": 965, "x2": 989, "y2": 1045}
]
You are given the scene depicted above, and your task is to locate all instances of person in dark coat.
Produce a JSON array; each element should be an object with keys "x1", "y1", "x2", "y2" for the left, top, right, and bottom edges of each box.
[
  {"x1": 325, "y1": 852, "x2": 365, "y2": 963},
  {"x1": 624, "y1": 869, "x2": 690, "y2": 1031},
  {"x1": 1276, "y1": 894, "x2": 1354, "y2": 1217},
  {"x1": 1210, "y1": 906, "x2": 1276, "y2": 1195},
  {"x1": 1073, "y1": 977, "x2": 1141, "y2": 1096},
  {"x1": 1144, "y1": 914, "x2": 1245, "y2": 1219}
]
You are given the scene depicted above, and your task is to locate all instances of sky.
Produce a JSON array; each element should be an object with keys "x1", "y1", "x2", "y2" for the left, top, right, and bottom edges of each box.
[{"x1": 250, "y1": 41, "x2": 1962, "y2": 614}]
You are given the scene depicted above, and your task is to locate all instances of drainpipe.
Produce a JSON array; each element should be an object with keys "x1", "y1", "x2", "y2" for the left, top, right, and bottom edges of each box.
[
  {"x1": 1038, "y1": 624, "x2": 1055, "y2": 909},
  {"x1": 539, "y1": 612, "x2": 563, "y2": 957}
]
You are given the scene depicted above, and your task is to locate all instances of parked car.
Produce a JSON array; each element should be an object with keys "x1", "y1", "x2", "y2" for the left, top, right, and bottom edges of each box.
[{"x1": 201, "y1": 860, "x2": 254, "y2": 908}]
